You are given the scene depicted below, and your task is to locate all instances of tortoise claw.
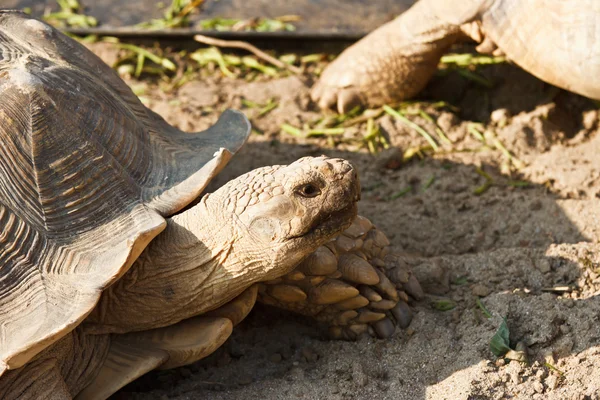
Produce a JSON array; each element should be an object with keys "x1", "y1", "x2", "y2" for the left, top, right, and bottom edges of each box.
[
  {"x1": 315, "y1": 87, "x2": 339, "y2": 112},
  {"x1": 337, "y1": 88, "x2": 364, "y2": 114}
]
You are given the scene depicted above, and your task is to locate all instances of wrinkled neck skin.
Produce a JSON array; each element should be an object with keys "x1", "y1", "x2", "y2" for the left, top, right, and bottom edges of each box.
[
  {"x1": 87, "y1": 156, "x2": 359, "y2": 334},
  {"x1": 86, "y1": 187, "x2": 301, "y2": 334}
]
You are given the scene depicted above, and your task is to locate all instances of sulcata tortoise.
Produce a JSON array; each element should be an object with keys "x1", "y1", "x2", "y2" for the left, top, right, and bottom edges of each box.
[
  {"x1": 312, "y1": 0, "x2": 600, "y2": 113},
  {"x1": 0, "y1": 10, "x2": 422, "y2": 399}
]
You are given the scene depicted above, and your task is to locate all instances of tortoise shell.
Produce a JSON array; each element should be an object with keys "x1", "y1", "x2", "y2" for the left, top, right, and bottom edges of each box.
[{"x1": 0, "y1": 10, "x2": 249, "y2": 373}]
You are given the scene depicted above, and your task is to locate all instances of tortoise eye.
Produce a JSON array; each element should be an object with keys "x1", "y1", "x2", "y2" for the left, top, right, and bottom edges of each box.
[{"x1": 297, "y1": 183, "x2": 320, "y2": 198}]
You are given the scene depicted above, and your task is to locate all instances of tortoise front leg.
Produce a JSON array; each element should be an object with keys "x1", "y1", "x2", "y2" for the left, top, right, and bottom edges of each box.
[
  {"x1": 310, "y1": 0, "x2": 463, "y2": 113},
  {"x1": 77, "y1": 287, "x2": 257, "y2": 400},
  {"x1": 258, "y1": 216, "x2": 424, "y2": 340}
]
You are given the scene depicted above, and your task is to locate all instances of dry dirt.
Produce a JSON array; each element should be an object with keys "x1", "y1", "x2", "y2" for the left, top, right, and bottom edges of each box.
[{"x1": 100, "y1": 44, "x2": 600, "y2": 400}]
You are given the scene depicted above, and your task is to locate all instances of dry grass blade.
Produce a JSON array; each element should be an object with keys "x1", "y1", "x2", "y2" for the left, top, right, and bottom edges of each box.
[
  {"x1": 389, "y1": 186, "x2": 412, "y2": 200},
  {"x1": 475, "y1": 298, "x2": 492, "y2": 318},
  {"x1": 484, "y1": 131, "x2": 525, "y2": 170},
  {"x1": 190, "y1": 47, "x2": 238, "y2": 77},
  {"x1": 194, "y1": 34, "x2": 303, "y2": 75},
  {"x1": 441, "y1": 53, "x2": 506, "y2": 66},
  {"x1": 468, "y1": 124, "x2": 486, "y2": 142},
  {"x1": 306, "y1": 128, "x2": 345, "y2": 137},
  {"x1": 179, "y1": 0, "x2": 205, "y2": 18},
  {"x1": 112, "y1": 42, "x2": 176, "y2": 71},
  {"x1": 43, "y1": 0, "x2": 97, "y2": 28},
  {"x1": 137, "y1": 0, "x2": 205, "y2": 29},
  {"x1": 544, "y1": 363, "x2": 565, "y2": 376},
  {"x1": 383, "y1": 105, "x2": 439, "y2": 151},
  {"x1": 473, "y1": 167, "x2": 494, "y2": 195},
  {"x1": 422, "y1": 175, "x2": 436, "y2": 191},
  {"x1": 403, "y1": 146, "x2": 433, "y2": 162},
  {"x1": 362, "y1": 117, "x2": 389, "y2": 154},
  {"x1": 199, "y1": 16, "x2": 298, "y2": 32},
  {"x1": 256, "y1": 99, "x2": 278, "y2": 117},
  {"x1": 281, "y1": 123, "x2": 303, "y2": 137},
  {"x1": 418, "y1": 110, "x2": 452, "y2": 145}
]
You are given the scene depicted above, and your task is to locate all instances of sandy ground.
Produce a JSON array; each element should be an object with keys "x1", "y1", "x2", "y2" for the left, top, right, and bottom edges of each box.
[{"x1": 98, "y1": 44, "x2": 600, "y2": 400}]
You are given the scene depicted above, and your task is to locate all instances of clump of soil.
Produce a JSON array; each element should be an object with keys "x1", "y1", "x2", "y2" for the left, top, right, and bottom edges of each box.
[{"x1": 108, "y1": 45, "x2": 600, "y2": 400}]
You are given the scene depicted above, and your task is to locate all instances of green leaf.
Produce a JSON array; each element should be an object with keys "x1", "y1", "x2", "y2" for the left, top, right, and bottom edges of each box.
[
  {"x1": 389, "y1": 186, "x2": 412, "y2": 200},
  {"x1": 475, "y1": 298, "x2": 492, "y2": 319},
  {"x1": 490, "y1": 318, "x2": 511, "y2": 357},
  {"x1": 452, "y1": 276, "x2": 468, "y2": 286},
  {"x1": 281, "y1": 123, "x2": 303, "y2": 137},
  {"x1": 432, "y1": 299, "x2": 456, "y2": 311}
]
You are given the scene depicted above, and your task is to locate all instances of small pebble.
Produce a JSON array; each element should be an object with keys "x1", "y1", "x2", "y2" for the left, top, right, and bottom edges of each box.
[
  {"x1": 490, "y1": 108, "x2": 511, "y2": 124},
  {"x1": 436, "y1": 111, "x2": 459, "y2": 132},
  {"x1": 269, "y1": 353, "x2": 283, "y2": 363},
  {"x1": 289, "y1": 366, "x2": 305, "y2": 381},
  {"x1": 537, "y1": 259, "x2": 551, "y2": 273},
  {"x1": 582, "y1": 110, "x2": 598, "y2": 130},
  {"x1": 530, "y1": 200, "x2": 543, "y2": 211},
  {"x1": 352, "y1": 362, "x2": 369, "y2": 387},
  {"x1": 562, "y1": 298, "x2": 575, "y2": 308},
  {"x1": 545, "y1": 374, "x2": 560, "y2": 390},
  {"x1": 301, "y1": 347, "x2": 319, "y2": 363},
  {"x1": 533, "y1": 381, "x2": 545, "y2": 394},
  {"x1": 543, "y1": 351, "x2": 555, "y2": 365},
  {"x1": 471, "y1": 283, "x2": 491, "y2": 297},
  {"x1": 374, "y1": 147, "x2": 403, "y2": 170}
]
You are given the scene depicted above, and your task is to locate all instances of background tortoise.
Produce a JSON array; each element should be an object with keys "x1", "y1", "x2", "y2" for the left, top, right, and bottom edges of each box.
[
  {"x1": 0, "y1": 11, "x2": 422, "y2": 399},
  {"x1": 312, "y1": 0, "x2": 600, "y2": 113}
]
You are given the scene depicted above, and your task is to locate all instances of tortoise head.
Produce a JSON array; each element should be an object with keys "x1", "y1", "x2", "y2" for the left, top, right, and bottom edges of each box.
[{"x1": 204, "y1": 156, "x2": 360, "y2": 278}]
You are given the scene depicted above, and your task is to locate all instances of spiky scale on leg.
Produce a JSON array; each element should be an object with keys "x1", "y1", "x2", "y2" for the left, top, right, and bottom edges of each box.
[{"x1": 258, "y1": 215, "x2": 424, "y2": 340}]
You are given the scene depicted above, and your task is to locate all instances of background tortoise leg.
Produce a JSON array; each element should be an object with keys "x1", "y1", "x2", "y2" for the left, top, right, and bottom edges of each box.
[
  {"x1": 0, "y1": 358, "x2": 72, "y2": 400},
  {"x1": 258, "y1": 216, "x2": 424, "y2": 340},
  {"x1": 310, "y1": 0, "x2": 463, "y2": 113}
]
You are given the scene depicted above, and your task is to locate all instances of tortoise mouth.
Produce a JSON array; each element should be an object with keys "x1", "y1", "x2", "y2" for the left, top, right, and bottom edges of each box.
[{"x1": 303, "y1": 201, "x2": 358, "y2": 239}]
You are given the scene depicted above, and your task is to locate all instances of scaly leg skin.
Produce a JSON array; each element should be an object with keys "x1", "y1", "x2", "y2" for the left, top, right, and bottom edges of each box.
[
  {"x1": 311, "y1": 0, "x2": 464, "y2": 113},
  {"x1": 0, "y1": 330, "x2": 111, "y2": 400},
  {"x1": 0, "y1": 359, "x2": 72, "y2": 400},
  {"x1": 258, "y1": 215, "x2": 424, "y2": 340}
]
